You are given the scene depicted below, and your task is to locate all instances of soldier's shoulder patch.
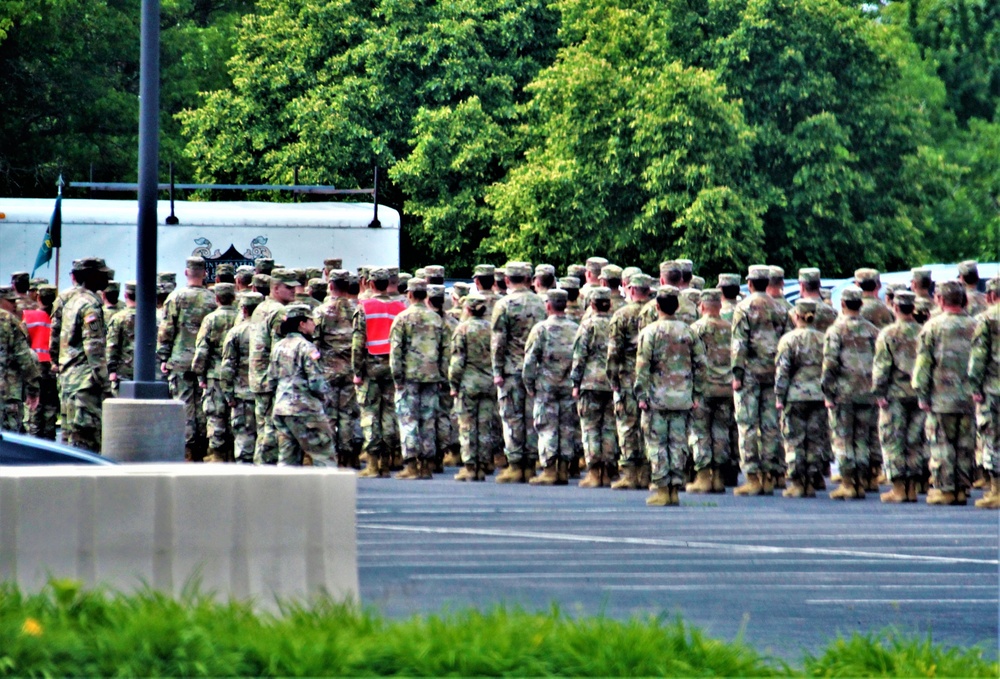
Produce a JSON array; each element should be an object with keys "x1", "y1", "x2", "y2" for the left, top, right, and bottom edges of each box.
[{"x1": 84, "y1": 312, "x2": 100, "y2": 325}]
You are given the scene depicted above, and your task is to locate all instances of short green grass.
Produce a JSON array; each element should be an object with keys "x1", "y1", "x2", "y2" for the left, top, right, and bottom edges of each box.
[{"x1": 0, "y1": 580, "x2": 995, "y2": 677}]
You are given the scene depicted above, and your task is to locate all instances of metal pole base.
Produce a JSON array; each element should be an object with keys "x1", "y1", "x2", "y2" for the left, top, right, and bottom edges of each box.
[{"x1": 118, "y1": 380, "x2": 170, "y2": 400}]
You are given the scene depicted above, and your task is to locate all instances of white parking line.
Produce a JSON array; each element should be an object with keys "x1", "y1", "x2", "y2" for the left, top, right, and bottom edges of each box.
[{"x1": 806, "y1": 599, "x2": 999, "y2": 605}]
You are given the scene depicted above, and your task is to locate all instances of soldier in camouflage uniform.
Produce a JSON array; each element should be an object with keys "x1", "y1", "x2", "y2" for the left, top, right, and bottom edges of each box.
[
  {"x1": 101, "y1": 281, "x2": 125, "y2": 325},
  {"x1": 156, "y1": 257, "x2": 218, "y2": 461},
  {"x1": 11, "y1": 272, "x2": 39, "y2": 316},
  {"x1": 533, "y1": 264, "x2": 556, "y2": 296},
  {"x1": 49, "y1": 263, "x2": 83, "y2": 442},
  {"x1": 155, "y1": 272, "x2": 176, "y2": 328},
  {"x1": 106, "y1": 281, "x2": 136, "y2": 397},
  {"x1": 323, "y1": 258, "x2": 343, "y2": 281},
  {"x1": 571, "y1": 287, "x2": 616, "y2": 487},
  {"x1": 676, "y1": 259, "x2": 694, "y2": 289},
  {"x1": 914, "y1": 296, "x2": 934, "y2": 324},
  {"x1": 968, "y1": 277, "x2": 1000, "y2": 509},
  {"x1": 718, "y1": 273, "x2": 741, "y2": 324},
  {"x1": 606, "y1": 272, "x2": 654, "y2": 489},
  {"x1": 872, "y1": 290, "x2": 925, "y2": 503},
  {"x1": 389, "y1": 278, "x2": 447, "y2": 479},
  {"x1": 220, "y1": 292, "x2": 263, "y2": 464},
  {"x1": 774, "y1": 299, "x2": 825, "y2": 498},
  {"x1": 731, "y1": 265, "x2": 787, "y2": 495},
  {"x1": 28, "y1": 284, "x2": 59, "y2": 440},
  {"x1": 559, "y1": 277, "x2": 583, "y2": 323},
  {"x1": 598, "y1": 265, "x2": 626, "y2": 317},
  {"x1": 59, "y1": 258, "x2": 112, "y2": 451},
  {"x1": 492, "y1": 262, "x2": 547, "y2": 482},
  {"x1": 579, "y1": 257, "x2": 608, "y2": 310},
  {"x1": 0, "y1": 287, "x2": 40, "y2": 431},
  {"x1": 192, "y1": 283, "x2": 239, "y2": 462},
  {"x1": 686, "y1": 289, "x2": 733, "y2": 494},
  {"x1": 767, "y1": 266, "x2": 792, "y2": 316},
  {"x1": 855, "y1": 268, "x2": 894, "y2": 330},
  {"x1": 911, "y1": 267, "x2": 937, "y2": 312},
  {"x1": 448, "y1": 282, "x2": 471, "y2": 324},
  {"x1": 471, "y1": 265, "x2": 500, "y2": 317},
  {"x1": 913, "y1": 280, "x2": 978, "y2": 505},
  {"x1": 523, "y1": 289, "x2": 579, "y2": 485},
  {"x1": 449, "y1": 293, "x2": 495, "y2": 481},
  {"x1": 822, "y1": 286, "x2": 880, "y2": 499},
  {"x1": 313, "y1": 270, "x2": 360, "y2": 468},
  {"x1": 796, "y1": 269, "x2": 837, "y2": 332},
  {"x1": 635, "y1": 286, "x2": 706, "y2": 506},
  {"x1": 268, "y1": 304, "x2": 335, "y2": 466},
  {"x1": 642, "y1": 262, "x2": 697, "y2": 327},
  {"x1": 428, "y1": 283, "x2": 460, "y2": 470},
  {"x1": 959, "y1": 261, "x2": 987, "y2": 317}
]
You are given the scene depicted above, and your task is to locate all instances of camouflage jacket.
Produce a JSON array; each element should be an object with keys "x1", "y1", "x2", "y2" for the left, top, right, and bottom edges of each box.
[
  {"x1": 59, "y1": 288, "x2": 109, "y2": 393},
  {"x1": 606, "y1": 301, "x2": 644, "y2": 390},
  {"x1": 248, "y1": 297, "x2": 286, "y2": 393},
  {"x1": 448, "y1": 317, "x2": 493, "y2": 396},
  {"x1": 912, "y1": 310, "x2": 977, "y2": 413},
  {"x1": 731, "y1": 292, "x2": 787, "y2": 383},
  {"x1": 775, "y1": 328, "x2": 824, "y2": 405},
  {"x1": 49, "y1": 284, "x2": 81, "y2": 366},
  {"x1": 106, "y1": 307, "x2": 136, "y2": 380},
  {"x1": 0, "y1": 308, "x2": 40, "y2": 402},
  {"x1": 294, "y1": 293, "x2": 321, "y2": 310},
  {"x1": 389, "y1": 304, "x2": 447, "y2": 385},
  {"x1": 156, "y1": 285, "x2": 218, "y2": 371},
  {"x1": 691, "y1": 315, "x2": 733, "y2": 398},
  {"x1": 634, "y1": 318, "x2": 705, "y2": 411},
  {"x1": 968, "y1": 305, "x2": 1000, "y2": 397},
  {"x1": 581, "y1": 293, "x2": 625, "y2": 323},
  {"x1": 860, "y1": 297, "x2": 894, "y2": 330},
  {"x1": 491, "y1": 287, "x2": 546, "y2": 380},
  {"x1": 523, "y1": 315, "x2": 578, "y2": 396},
  {"x1": 640, "y1": 296, "x2": 697, "y2": 328},
  {"x1": 313, "y1": 296, "x2": 356, "y2": 385},
  {"x1": 871, "y1": 319, "x2": 919, "y2": 401},
  {"x1": 789, "y1": 298, "x2": 837, "y2": 332},
  {"x1": 220, "y1": 320, "x2": 255, "y2": 401},
  {"x1": 192, "y1": 304, "x2": 238, "y2": 379},
  {"x1": 565, "y1": 299, "x2": 584, "y2": 324},
  {"x1": 966, "y1": 289, "x2": 988, "y2": 318},
  {"x1": 821, "y1": 315, "x2": 878, "y2": 404},
  {"x1": 16, "y1": 294, "x2": 39, "y2": 315},
  {"x1": 720, "y1": 298, "x2": 738, "y2": 324},
  {"x1": 269, "y1": 332, "x2": 330, "y2": 416},
  {"x1": 103, "y1": 301, "x2": 125, "y2": 325},
  {"x1": 570, "y1": 311, "x2": 612, "y2": 392}
]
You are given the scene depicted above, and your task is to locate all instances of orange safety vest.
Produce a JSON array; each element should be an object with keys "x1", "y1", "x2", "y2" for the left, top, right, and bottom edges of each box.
[
  {"x1": 21, "y1": 308, "x2": 52, "y2": 363},
  {"x1": 359, "y1": 297, "x2": 407, "y2": 355}
]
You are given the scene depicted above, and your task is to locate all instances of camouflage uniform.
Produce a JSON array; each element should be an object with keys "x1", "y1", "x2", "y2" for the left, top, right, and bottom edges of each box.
[
  {"x1": 27, "y1": 286, "x2": 59, "y2": 440},
  {"x1": 268, "y1": 305, "x2": 335, "y2": 466},
  {"x1": 689, "y1": 290, "x2": 734, "y2": 474},
  {"x1": 640, "y1": 265, "x2": 698, "y2": 328},
  {"x1": 559, "y1": 277, "x2": 584, "y2": 324},
  {"x1": 106, "y1": 304, "x2": 135, "y2": 396},
  {"x1": 491, "y1": 263, "x2": 546, "y2": 468},
  {"x1": 872, "y1": 292, "x2": 925, "y2": 483},
  {"x1": 523, "y1": 291, "x2": 579, "y2": 469},
  {"x1": 968, "y1": 286, "x2": 999, "y2": 476},
  {"x1": 192, "y1": 285, "x2": 239, "y2": 462},
  {"x1": 571, "y1": 288, "x2": 615, "y2": 470},
  {"x1": 634, "y1": 287, "x2": 705, "y2": 489},
  {"x1": 449, "y1": 295, "x2": 496, "y2": 470},
  {"x1": 313, "y1": 271, "x2": 359, "y2": 465},
  {"x1": 431, "y1": 284, "x2": 460, "y2": 462},
  {"x1": 11, "y1": 272, "x2": 39, "y2": 316},
  {"x1": 960, "y1": 261, "x2": 988, "y2": 317},
  {"x1": 718, "y1": 272, "x2": 741, "y2": 325},
  {"x1": 156, "y1": 259, "x2": 218, "y2": 459},
  {"x1": 855, "y1": 269, "x2": 894, "y2": 330},
  {"x1": 389, "y1": 280, "x2": 447, "y2": 464},
  {"x1": 220, "y1": 293, "x2": 263, "y2": 464},
  {"x1": 49, "y1": 279, "x2": 82, "y2": 442},
  {"x1": 913, "y1": 281, "x2": 978, "y2": 496},
  {"x1": 0, "y1": 298, "x2": 39, "y2": 433}
]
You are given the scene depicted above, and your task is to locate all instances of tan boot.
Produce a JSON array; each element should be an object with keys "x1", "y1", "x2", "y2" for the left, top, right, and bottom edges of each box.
[
  {"x1": 611, "y1": 466, "x2": 639, "y2": 490},
  {"x1": 867, "y1": 468, "x2": 881, "y2": 492},
  {"x1": 495, "y1": 464, "x2": 524, "y2": 484},
  {"x1": 734, "y1": 473, "x2": 764, "y2": 496},
  {"x1": 975, "y1": 479, "x2": 1000, "y2": 509},
  {"x1": 773, "y1": 474, "x2": 786, "y2": 490},
  {"x1": 359, "y1": 451, "x2": 370, "y2": 466},
  {"x1": 761, "y1": 473, "x2": 775, "y2": 495},
  {"x1": 668, "y1": 486, "x2": 681, "y2": 506},
  {"x1": 645, "y1": 486, "x2": 671, "y2": 506},
  {"x1": 454, "y1": 464, "x2": 476, "y2": 482},
  {"x1": 829, "y1": 478, "x2": 857, "y2": 500},
  {"x1": 493, "y1": 452, "x2": 507, "y2": 470},
  {"x1": 442, "y1": 450, "x2": 462, "y2": 467},
  {"x1": 711, "y1": 468, "x2": 725, "y2": 493},
  {"x1": 831, "y1": 472, "x2": 842, "y2": 483},
  {"x1": 556, "y1": 459, "x2": 569, "y2": 485},
  {"x1": 637, "y1": 463, "x2": 652, "y2": 489},
  {"x1": 578, "y1": 466, "x2": 602, "y2": 488},
  {"x1": 529, "y1": 464, "x2": 559, "y2": 486},
  {"x1": 523, "y1": 462, "x2": 537, "y2": 482},
  {"x1": 782, "y1": 480, "x2": 806, "y2": 498},
  {"x1": 955, "y1": 489, "x2": 968, "y2": 505},
  {"x1": 395, "y1": 459, "x2": 420, "y2": 480},
  {"x1": 854, "y1": 472, "x2": 867, "y2": 500},
  {"x1": 926, "y1": 488, "x2": 956, "y2": 505},
  {"x1": 357, "y1": 459, "x2": 380, "y2": 478},
  {"x1": 880, "y1": 480, "x2": 907, "y2": 504},
  {"x1": 602, "y1": 465, "x2": 618, "y2": 487},
  {"x1": 905, "y1": 480, "x2": 918, "y2": 503},
  {"x1": 378, "y1": 454, "x2": 393, "y2": 477},
  {"x1": 804, "y1": 482, "x2": 817, "y2": 498},
  {"x1": 972, "y1": 467, "x2": 987, "y2": 489},
  {"x1": 686, "y1": 468, "x2": 714, "y2": 494}
]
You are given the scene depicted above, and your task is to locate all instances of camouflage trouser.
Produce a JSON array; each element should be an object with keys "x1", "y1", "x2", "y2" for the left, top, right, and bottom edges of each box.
[
  {"x1": 614, "y1": 388, "x2": 643, "y2": 468},
  {"x1": 1, "y1": 400, "x2": 25, "y2": 433},
  {"x1": 691, "y1": 396, "x2": 733, "y2": 471},
  {"x1": 357, "y1": 373, "x2": 397, "y2": 458},
  {"x1": 781, "y1": 401, "x2": 825, "y2": 482},
  {"x1": 878, "y1": 398, "x2": 926, "y2": 481},
  {"x1": 827, "y1": 402, "x2": 876, "y2": 478},
  {"x1": 455, "y1": 391, "x2": 495, "y2": 466},
  {"x1": 65, "y1": 386, "x2": 103, "y2": 453},
  {"x1": 202, "y1": 379, "x2": 232, "y2": 462},
  {"x1": 578, "y1": 390, "x2": 616, "y2": 467},
  {"x1": 230, "y1": 398, "x2": 257, "y2": 464},
  {"x1": 168, "y1": 370, "x2": 206, "y2": 453},
  {"x1": 28, "y1": 363, "x2": 59, "y2": 440},
  {"x1": 57, "y1": 371, "x2": 71, "y2": 443},
  {"x1": 641, "y1": 408, "x2": 690, "y2": 488},
  {"x1": 926, "y1": 412, "x2": 975, "y2": 493},
  {"x1": 273, "y1": 414, "x2": 334, "y2": 467},
  {"x1": 498, "y1": 375, "x2": 536, "y2": 465},
  {"x1": 734, "y1": 376, "x2": 782, "y2": 475},
  {"x1": 978, "y1": 394, "x2": 999, "y2": 473},
  {"x1": 436, "y1": 384, "x2": 457, "y2": 454},
  {"x1": 533, "y1": 391, "x2": 577, "y2": 468},
  {"x1": 395, "y1": 382, "x2": 439, "y2": 461},
  {"x1": 327, "y1": 382, "x2": 357, "y2": 458},
  {"x1": 253, "y1": 391, "x2": 279, "y2": 465}
]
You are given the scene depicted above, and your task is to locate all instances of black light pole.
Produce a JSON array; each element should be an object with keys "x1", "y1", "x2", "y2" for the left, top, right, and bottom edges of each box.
[{"x1": 120, "y1": 0, "x2": 167, "y2": 400}]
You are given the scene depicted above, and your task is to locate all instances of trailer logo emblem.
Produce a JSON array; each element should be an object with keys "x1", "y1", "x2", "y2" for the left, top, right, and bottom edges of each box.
[{"x1": 191, "y1": 236, "x2": 273, "y2": 280}]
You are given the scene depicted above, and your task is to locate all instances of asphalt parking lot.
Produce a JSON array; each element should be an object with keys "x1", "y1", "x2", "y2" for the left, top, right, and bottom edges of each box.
[{"x1": 356, "y1": 474, "x2": 999, "y2": 659}]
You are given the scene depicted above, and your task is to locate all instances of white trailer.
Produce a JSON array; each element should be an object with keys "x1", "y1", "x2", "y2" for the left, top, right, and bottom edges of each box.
[{"x1": 0, "y1": 198, "x2": 400, "y2": 287}]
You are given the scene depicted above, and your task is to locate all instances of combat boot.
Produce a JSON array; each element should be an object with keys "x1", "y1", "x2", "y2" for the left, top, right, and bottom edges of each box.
[
  {"x1": 880, "y1": 480, "x2": 907, "y2": 503},
  {"x1": 975, "y1": 479, "x2": 1000, "y2": 509},
  {"x1": 955, "y1": 488, "x2": 968, "y2": 505},
  {"x1": 685, "y1": 468, "x2": 714, "y2": 494},
  {"x1": 495, "y1": 462, "x2": 523, "y2": 483},
  {"x1": 395, "y1": 459, "x2": 420, "y2": 480},
  {"x1": 357, "y1": 459, "x2": 380, "y2": 478},
  {"x1": 359, "y1": 451, "x2": 370, "y2": 466},
  {"x1": 926, "y1": 488, "x2": 956, "y2": 505},
  {"x1": 523, "y1": 461, "x2": 537, "y2": 482},
  {"x1": 803, "y1": 482, "x2": 817, "y2": 498},
  {"x1": 761, "y1": 473, "x2": 775, "y2": 495},
  {"x1": 454, "y1": 464, "x2": 476, "y2": 481},
  {"x1": 556, "y1": 459, "x2": 569, "y2": 485},
  {"x1": 611, "y1": 466, "x2": 639, "y2": 490},
  {"x1": 442, "y1": 450, "x2": 462, "y2": 467},
  {"x1": 578, "y1": 465, "x2": 602, "y2": 488},
  {"x1": 493, "y1": 452, "x2": 507, "y2": 470},
  {"x1": 773, "y1": 473, "x2": 786, "y2": 490},
  {"x1": 419, "y1": 459, "x2": 434, "y2": 480},
  {"x1": 668, "y1": 486, "x2": 681, "y2": 506},
  {"x1": 782, "y1": 480, "x2": 806, "y2": 498},
  {"x1": 867, "y1": 468, "x2": 881, "y2": 492},
  {"x1": 829, "y1": 478, "x2": 857, "y2": 500},
  {"x1": 378, "y1": 454, "x2": 393, "y2": 477},
  {"x1": 637, "y1": 463, "x2": 652, "y2": 489},
  {"x1": 973, "y1": 467, "x2": 987, "y2": 489},
  {"x1": 602, "y1": 464, "x2": 618, "y2": 487},
  {"x1": 711, "y1": 468, "x2": 725, "y2": 493},
  {"x1": 645, "y1": 486, "x2": 671, "y2": 506},
  {"x1": 529, "y1": 463, "x2": 559, "y2": 486},
  {"x1": 812, "y1": 472, "x2": 827, "y2": 490},
  {"x1": 854, "y1": 472, "x2": 867, "y2": 499},
  {"x1": 734, "y1": 473, "x2": 764, "y2": 496},
  {"x1": 905, "y1": 480, "x2": 918, "y2": 503}
]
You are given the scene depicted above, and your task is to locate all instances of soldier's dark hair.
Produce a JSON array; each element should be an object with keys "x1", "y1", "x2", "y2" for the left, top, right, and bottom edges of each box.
[
  {"x1": 236, "y1": 271, "x2": 253, "y2": 287},
  {"x1": 217, "y1": 272, "x2": 235, "y2": 284},
  {"x1": 721, "y1": 284, "x2": 740, "y2": 299},
  {"x1": 427, "y1": 276, "x2": 445, "y2": 285},
  {"x1": 666, "y1": 271, "x2": 683, "y2": 285},
  {"x1": 332, "y1": 279, "x2": 351, "y2": 294},
  {"x1": 77, "y1": 269, "x2": 109, "y2": 292},
  {"x1": 124, "y1": 289, "x2": 136, "y2": 302},
  {"x1": 657, "y1": 295, "x2": 679, "y2": 315},
  {"x1": 768, "y1": 274, "x2": 783, "y2": 286},
  {"x1": 804, "y1": 280, "x2": 821, "y2": 293},
  {"x1": 104, "y1": 289, "x2": 120, "y2": 305},
  {"x1": 602, "y1": 277, "x2": 621, "y2": 289},
  {"x1": 594, "y1": 298, "x2": 611, "y2": 312},
  {"x1": 427, "y1": 294, "x2": 443, "y2": 311},
  {"x1": 215, "y1": 288, "x2": 236, "y2": 305},
  {"x1": 549, "y1": 297, "x2": 567, "y2": 313},
  {"x1": 535, "y1": 272, "x2": 555, "y2": 289},
  {"x1": 157, "y1": 291, "x2": 170, "y2": 305},
  {"x1": 913, "y1": 276, "x2": 932, "y2": 292},
  {"x1": 858, "y1": 279, "x2": 877, "y2": 292},
  {"x1": 374, "y1": 279, "x2": 389, "y2": 292},
  {"x1": 349, "y1": 280, "x2": 360, "y2": 295},
  {"x1": 311, "y1": 289, "x2": 326, "y2": 303},
  {"x1": 12, "y1": 278, "x2": 29, "y2": 294},
  {"x1": 800, "y1": 311, "x2": 816, "y2": 324},
  {"x1": 844, "y1": 299, "x2": 863, "y2": 312},
  {"x1": 682, "y1": 270, "x2": 693, "y2": 283},
  {"x1": 470, "y1": 306, "x2": 487, "y2": 318},
  {"x1": 941, "y1": 287, "x2": 965, "y2": 307},
  {"x1": 397, "y1": 280, "x2": 408, "y2": 294},
  {"x1": 411, "y1": 290, "x2": 427, "y2": 302},
  {"x1": 279, "y1": 316, "x2": 308, "y2": 337},
  {"x1": 254, "y1": 283, "x2": 270, "y2": 296},
  {"x1": 914, "y1": 309, "x2": 929, "y2": 323},
  {"x1": 507, "y1": 274, "x2": 526, "y2": 285},
  {"x1": 496, "y1": 276, "x2": 508, "y2": 291},
  {"x1": 565, "y1": 289, "x2": 579, "y2": 302},
  {"x1": 962, "y1": 271, "x2": 980, "y2": 285},
  {"x1": 748, "y1": 278, "x2": 767, "y2": 292},
  {"x1": 896, "y1": 303, "x2": 914, "y2": 315},
  {"x1": 474, "y1": 274, "x2": 495, "y2": 290},
  {"x1": 39, "y1": 289, "x2": 57, "y2": 306}
]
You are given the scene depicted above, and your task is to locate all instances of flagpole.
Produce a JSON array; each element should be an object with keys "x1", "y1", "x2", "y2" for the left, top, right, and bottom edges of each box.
[{"x1": 54, "y1": 175, "x2": 63, "y2": 289}]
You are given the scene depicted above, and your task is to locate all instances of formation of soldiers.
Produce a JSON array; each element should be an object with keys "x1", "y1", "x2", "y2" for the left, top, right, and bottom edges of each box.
[{"x1": 1, "y1": 254, "x2": 997, "y2": 510}]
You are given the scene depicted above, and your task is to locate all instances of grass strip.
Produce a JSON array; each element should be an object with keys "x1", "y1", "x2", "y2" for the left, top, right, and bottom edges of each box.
[{"x1": 0, "y1": 580, "x2": 995, "y2": 677}]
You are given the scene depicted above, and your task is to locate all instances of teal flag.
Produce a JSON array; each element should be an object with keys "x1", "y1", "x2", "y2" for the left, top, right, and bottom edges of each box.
[{"x1": 32, "y1": 195, "x2": 62, "y2": 275}]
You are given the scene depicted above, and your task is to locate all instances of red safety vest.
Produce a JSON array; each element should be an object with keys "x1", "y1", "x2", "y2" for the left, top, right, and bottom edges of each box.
[
  {"x1": 21, "y1": 308, "x2": 52, "y2": 363},
  {"x1": 359, "y1": 297, "x2": 407, "y2": 355}
]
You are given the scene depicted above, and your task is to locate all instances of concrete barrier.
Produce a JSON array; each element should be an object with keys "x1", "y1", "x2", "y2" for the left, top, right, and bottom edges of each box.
[
  {"x1": 0, "y1": 465, "x2": 358, "y2": 607},
  {"x1": 102, "y1": 399, "x2": 186, "y2": 462}
]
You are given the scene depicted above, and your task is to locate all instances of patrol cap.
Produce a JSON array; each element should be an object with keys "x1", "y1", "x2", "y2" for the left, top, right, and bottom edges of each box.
[
  {"x1": 600, "y1": 264, "x2": 623, "y2": 280},
  {"x1": 38, "y1": 284, "x2": 58, "y2": 300},
  {"x1": 629, "y1": 273, "x2": 654, "y2": 289},
  {"x1": 183, "y1": 256, "x2": 205, "y2": 271},
  {"x1": 841, "y1": 285, "x2": 863, "y2": 302},
  {"x1": 854, "y1": 268, "x2": 880, "y2": 283},
  {"x1": 914, "y1": 297, "x2": 934, "y2": 313},
  {"x1": 681, "y1": 289, "x2": 701, "y2": 305},
  {"x1": 213, "y1": 283, "x2": 236, "y2": 298},
  {"x1": 452, "y1": 282, "x2": 470, "y2": 298},
  {"x1": 534, "y1": 263, "x2": 556, "y2": 278},
  {"x1": 656, "y1": 285, "x2": 679, "y2": 300},
  {"x1": 239, "y1": 291, "x2": 264, "y2": 309},
  {"x1": 659, "y1": 260, "x2": 682, "y2": 276},
  {"x1": 124, "y1": 281, "x2": 137, "y2": 295},
  {"x1": 0, "y1": 286, "x2": 16, "y2": 301},
  {"x1": 546, "y1": 288, "x2": 568, "y2": 303},
  {"x1": 504, "y1": 262, "x2": 532, "y2": 278},
  {"x1": 567, "y1": 264, "x2": 586, "y2": 277},
  {"x1": 236, "y1": 265, "x2": 255, "y2": 276},
  {"x1": 911, "y1": 266, "x2": 932, "y2": 282},
  {"x1": 215, "y1": 263, "x2": 235, "y2": 276},
  {"x1": 291, "y1": 268, "x2": 307, "y2": 284},
  {"x1": 359, "y1": 266, "x2": 371, "y2": 278},
  {"x1": 368, "y1": 267, "x2": 390, "y2": 282},
  {"x1": 938, "y1": 279, "x2": 964, "y2": 297},
  {"x1": 589, "y1": 286, "x2": 611, "y2": 301},
  {"x1": 586, "y1": 257, "x2": 609, "y2": 273},
  {"x1": 29, "y1": 277, "x2": 48, "y2": 289},
  {"x1": 557, "y1": 276, "x2": 580, "y2": 290},
  {"x1": 622, "y1": 266, "x2": 642, "y2": 283},
  {"x1": 73, "y1": 257, "x2": 112, "y2": 273},
  {"x1": 305, "y1": 267, "x2": 323, "y2": 282},
  {"x1": 10, "y1": 272, "x2": 29, "y2": 286},
  {"x1": 464, "y1": 293, "x2": 486, "y2": 312},
  {"x1": 413, "y1": 267, "x2": 426, "y2": 279},
  {"x1": 700, "y1": 289, "x2": 722, "y2": 304},
  {"x1": 690, "y1": 275, "x2": 705, "y2": 290},
  {"x1": 958, "y1": 260, "x2": 979, "y2": 278},
  {"x1": 398, "y1": 272, "x2": 412, "y2": 285},
  {"x1": 105, "y1": 281, "x2": 120, "y2": 294},
  {"x1": 254, "y1": 258, "x2": 274, "y2": 274},
  {"x1": 798, "y1": 268, "x2": 821, "y2": 283},
  {"x1": 283, "y1": 303, "x2": 313, "y2": 322},
  {"x1": 987, "y1": 277, "x2": 1000, "y2": 295},
  {"x1": 794, "y1": 298, "x2": 817, "y2": 315},
  {"x1": 473, "y1": 264, "x2": 495, "y2": 277},
  {"x1": 387, "y1": 266, "x2": 400, "y2": 278},
  {"x1": 348, "y1": 273, "x2": 359, "y2": 285},
  {"x1": 328, "y1": 269, "x2": 350, "y2": 282},
  {"x1": 252, "y1": 273, "x2": 271, "y2": 289},
  {"x1": 718, "y1": 273, "x2": 741, "y2": 287},
  {"x1": 324, "y1": 258, "x2": 342, "y2": 269},
  {"x1": 747, "y1": 265, "x2": 769, "y2": 280},
  {"x1": 407, "y1": 277, "x2": 428, "y2": 293},
  {"x1": 894, "y1": 290, "x2": 916, "y2": 306},
  {"x1": 677, "y1": 259, "x2": 694, "y2": 274},
  {"x1": 768, "y1": 266, "x2": 785, "y2": 280},
  {"x1": 424, "y1": 265, "x2": 445, "y2": 279},
  {"x1": 309, "y1": 278, "x2": 326, "y2": 294},
  {"x1": 270, "y1": 268, "x2": 302, "y2": 286},
  {"x1": 428, "y1": 284, "x2": 446, "y2": 299}
]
